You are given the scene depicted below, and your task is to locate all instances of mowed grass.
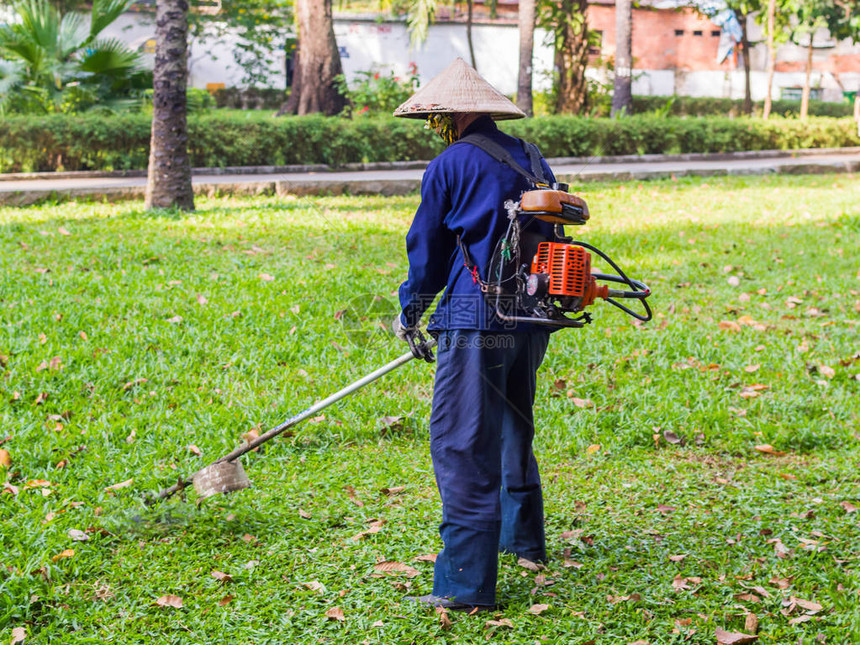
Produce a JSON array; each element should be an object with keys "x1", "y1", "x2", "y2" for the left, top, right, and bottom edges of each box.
[{"x1": 0, "y1": 174, "x2": 858, "y2": 644}]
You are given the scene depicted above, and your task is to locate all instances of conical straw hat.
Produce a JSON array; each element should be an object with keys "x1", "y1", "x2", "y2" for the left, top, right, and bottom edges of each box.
[{"x1": 393, "y1": 58, "x2": 525, "y2": 120}]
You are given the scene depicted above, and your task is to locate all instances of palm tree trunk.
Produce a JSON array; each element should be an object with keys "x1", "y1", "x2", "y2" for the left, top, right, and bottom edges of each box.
[
  {"x1": 466, "y1": 0, "x2": 477, "y2": 70},
  {"x1": 611, "y1": 0, "x2": 633, "y2": 117},
  {"x1": 516, "y1": 0, "x2": 535, "y2": 116},
  {"x1": 762, "y1": 0, "x2": 776, "y2": 120},
  {"x1": 800, "y1": 34, "x2": 813, "y2": 120},
  {"x1": 739, "y1": 12, "x2": 752, "y2": 116},
  {"x1": 555, "y1": 0, "x2": 589, "y2": 114},
  {"x1": 281, "y1": 0, "x2": 346, "y2": 116},
  {"x1": 145, "y1": 0, "x2": 194, "y2": 211}
]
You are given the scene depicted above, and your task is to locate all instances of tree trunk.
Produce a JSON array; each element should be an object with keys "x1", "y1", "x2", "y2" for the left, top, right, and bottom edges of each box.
[
  {"x1": 800, "y1": 34, "x2": 813, "y2": 120},
  {"x1": 555, "y1": 0, "x2": 589, "y2": 114},
  {"x1": 145, "y1": 0, "x2": 194, "y2": 211},
  {"x1": 466, "y1": 0, "x2": 477, "y2": 70},
  {"x1": 762, "y1": 0, "x2": 776, "y2": 120},
  {"x1": 739, "y1": 12, "x2": 752, "y2": 116},
  {"x1": 611, "y1": 0, "x2": 633, "y2": 117},
  {"x1": 516, "y1": 0, "x2": 535, "y2": 116},
  {"x1": 281, "y1": 0, "x2": 346, "y2": 116}
]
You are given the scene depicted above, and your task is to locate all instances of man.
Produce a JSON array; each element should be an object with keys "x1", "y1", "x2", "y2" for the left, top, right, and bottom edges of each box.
[{"x1": 391, "y1": 58, "x2": 560, "y2": 611}]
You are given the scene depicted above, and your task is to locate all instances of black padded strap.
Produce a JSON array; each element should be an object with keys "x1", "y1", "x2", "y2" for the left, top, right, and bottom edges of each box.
[
  {"x1": 524, "y1": 142, "x2": 547, "y2": 184},
  {"x1": 455, "y1": 134, "x2": 547, "y2": 186}
]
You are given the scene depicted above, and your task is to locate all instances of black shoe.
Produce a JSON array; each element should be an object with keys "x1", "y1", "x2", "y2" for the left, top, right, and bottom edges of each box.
[{"x1": 406, "y1": 594, "x2": 497, "y2": 613}]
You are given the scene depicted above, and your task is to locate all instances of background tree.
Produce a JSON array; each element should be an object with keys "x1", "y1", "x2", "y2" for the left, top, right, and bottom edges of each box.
[
  {"x1": 145, "y1": 0, "x2": 194, "y2": 210},
  {"x1": 517, "y1": 0, "x2": 536, "y2": 116},
  {"x1": 611, "y1": 0, "x2": 632, "y2": 116},
  {"x1": 540, "y1": 0, "x2": 590, "y2": 114},
  {"x1": 761, "y1": 0, "x2": 777, "y2": 118},
  {"x1": 0, "y1": 0, "x2": 143, "y2": 114},
  {"x1": 189, "y1": 0, "x2": 292, "y2": 88},
  {"x1": 280, "y1": 0, "x2": 346, "y2": 115},
  {"x1": 793, "y1": 0, "x2": 828, "y2": 120}
]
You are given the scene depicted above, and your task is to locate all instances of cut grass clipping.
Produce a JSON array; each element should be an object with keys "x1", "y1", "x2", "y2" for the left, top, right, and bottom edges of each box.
[{"x1": 1, "y1": 173, "x2": 858, "y2": 643}]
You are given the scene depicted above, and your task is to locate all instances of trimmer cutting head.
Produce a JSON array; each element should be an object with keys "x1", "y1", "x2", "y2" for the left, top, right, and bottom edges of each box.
[{"x1": 193, "y1": 461, "x2": 251, "y2": 499}]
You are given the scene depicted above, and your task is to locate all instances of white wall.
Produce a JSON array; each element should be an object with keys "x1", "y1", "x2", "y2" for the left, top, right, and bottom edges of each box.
[{"x1": 99, "y1": 12, "x2": 860, "y2": 102}]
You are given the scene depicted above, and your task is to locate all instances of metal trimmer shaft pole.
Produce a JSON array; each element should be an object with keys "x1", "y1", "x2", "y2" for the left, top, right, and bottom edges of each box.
[{"x1": 155, "y1": 345, "x2": 430, "y2": 501}]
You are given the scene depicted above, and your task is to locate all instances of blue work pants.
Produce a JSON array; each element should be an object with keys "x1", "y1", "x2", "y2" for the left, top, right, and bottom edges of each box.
[{"x1": 429, "y1": 329, "x2": 550, "y2": 606}]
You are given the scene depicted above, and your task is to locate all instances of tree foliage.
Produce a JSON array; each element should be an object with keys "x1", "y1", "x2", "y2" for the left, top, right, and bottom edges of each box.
[
  {"x1": 189, "y1": 0, "x2": 293, "y2": 87},
  {"x1": 0, "y1": 0, "x2": 145, "y2": 114}
]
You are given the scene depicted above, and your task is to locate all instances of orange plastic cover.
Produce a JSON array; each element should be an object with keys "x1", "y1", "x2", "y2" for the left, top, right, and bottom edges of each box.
[
  {"x1": 520, "y1": 190, "x2": 590, "y2": 223},
  {"x1": 530, "y1": 242, "x2": 608, "y2": 305},
  {"x1": 531, "y1": 242, "x2": 590, "y2": 297}
]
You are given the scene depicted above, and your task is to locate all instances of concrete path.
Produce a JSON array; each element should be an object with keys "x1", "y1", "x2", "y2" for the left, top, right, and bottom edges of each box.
[{"x1": 1, "y1": 148, "x2": 858, "y2": 206}]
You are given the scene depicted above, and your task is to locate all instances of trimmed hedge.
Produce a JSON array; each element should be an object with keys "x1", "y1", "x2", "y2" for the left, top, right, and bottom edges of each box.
[
  {"x1": 632, "y1": 95, "x2": 855, "y2": 118},
  {"x1": 1, "y1": 113, "x2": 858, "y2": 173}
]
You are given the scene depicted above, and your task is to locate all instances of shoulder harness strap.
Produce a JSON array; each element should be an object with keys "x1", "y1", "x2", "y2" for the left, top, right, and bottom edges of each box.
[
  {"x1": 455, "y1": 133, "x2": 548, "y2": 187},
  {"x1": 452, "y1": 133, "x2": 550, "y2": 292}
]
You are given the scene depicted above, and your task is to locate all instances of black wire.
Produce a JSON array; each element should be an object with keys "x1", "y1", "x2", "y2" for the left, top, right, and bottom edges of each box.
[{"x1": 572, "y1": 241, "x2": 653, "y2": 322}]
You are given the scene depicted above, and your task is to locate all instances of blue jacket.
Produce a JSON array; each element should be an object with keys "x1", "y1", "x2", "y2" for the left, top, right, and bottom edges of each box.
[{"x1": 398, "y1": 116, "x2": 558, "y2": 332}]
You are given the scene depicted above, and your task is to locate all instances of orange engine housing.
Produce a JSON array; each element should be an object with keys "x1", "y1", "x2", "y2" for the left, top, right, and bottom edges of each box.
[{"x1": 530, "y1": 242, "x2": 608, "y2": 306}]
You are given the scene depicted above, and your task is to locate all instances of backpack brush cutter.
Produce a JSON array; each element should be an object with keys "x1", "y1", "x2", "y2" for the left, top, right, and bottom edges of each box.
[{"x1": 153, "y1": 188, "x2": 651, "y2": 503}]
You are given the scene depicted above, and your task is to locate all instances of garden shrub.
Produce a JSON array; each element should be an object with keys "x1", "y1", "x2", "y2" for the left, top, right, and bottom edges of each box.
[
  {"x1": 632, "y1": 95, "x2": 855, "y2": 118},
  {"x1": 0, "y1": 113, "x2": 857, "y2": 173}
]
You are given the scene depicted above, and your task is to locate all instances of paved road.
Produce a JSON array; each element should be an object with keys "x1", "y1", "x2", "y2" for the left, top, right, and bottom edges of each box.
[{"x1": 1, "y1": 149, "x2": 858, "y2": 205}]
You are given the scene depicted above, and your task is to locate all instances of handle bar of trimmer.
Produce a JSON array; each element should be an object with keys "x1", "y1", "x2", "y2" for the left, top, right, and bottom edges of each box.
[{"x1": 154, "y1": 339, "x2": 436, "y2": 502}]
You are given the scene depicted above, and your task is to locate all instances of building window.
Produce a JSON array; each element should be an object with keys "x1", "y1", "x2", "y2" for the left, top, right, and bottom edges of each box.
[
  {"x1": 711, "y1": 30, "x2": 721, "y2": 37},
  {"x1": 781, "y1": 87, "x2": 822, "y2": 101},
  {"x1": 674, "y1": 29, "x2": 684, "y2": 36},
  {"x1": 693, "y1": 30, "x2": 703, "y2": 36}
]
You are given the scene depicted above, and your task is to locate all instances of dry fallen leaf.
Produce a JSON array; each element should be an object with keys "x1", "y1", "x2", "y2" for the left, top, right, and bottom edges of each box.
[
  {"x1": 211, "y1": 570, "x2": 233, "y2": 584},
  {"x1": 436, "y1": 606, "x2": 453, "y2": 630},
  {"x1": 67, "y1": 529, "x2": 89, "y2": 542},
  {"x1": 155, "y1": 594, "x2": 184, "y2": 609},
  {"x1": 569, "y1": 396, "x2": 595, "y2": 409},
  {"x1": 754, "y1": 444, "x2": 786, "y2": 456},
  {"x1": 840, "y1": 501, "x2": 857, "y2": 514},
  {"x1": 303, "y1": 581, "x2": 324, "y2": 592},
  {"x1": 517, "y1": 557, "x2": 544, "y2": 572},
  {"x1": 258, "y1": 273, "x2": 275, "y2": 282},
  {"x1": 324, "y1": 606, "x2": 345, "y2": 621},
  {"x1": 818, "y1": 365, "x2": 835, "y2": 379},
  {"x1": 217, "y1": 595, "x2": 233, "y2": 606},
  {"x1": 373, "y1": 561, "x2": 419, "y2": 578},
  {"x1": 744, "y1": 364, "x2": 761, "y2": 373},
  {"x1": 791, "y1": 597, "x2": 823, "y2": 613},
  {"x1": 187, "y1": 444, "x2": 201, "y2": 456},
  {"x1": 485, "y1": 618, "x2": 514, "y2": 628},
  {"x1": 380, "y1": 486, "x2": 405, "y2": 496},
  {"x1": 788, "y1": 615, "x2": 812, "y2": 625},
  {"x1": 0, "y1": 449, "x2": 11, "y2": 467},
  {"x1": 715, "y1": 627, "x2": 758, "y2": 644},
  {"x1": 51, "y1": 549, "x2": 75, "y2": 562},
  {"x1": 528, "y1": 603, "x2": 549, "y2": 615},
  {"x1": 719, "y1": 320, "x2": 741, "y2": 332},
  {"x1": 166, "y1": 315, "x2": 183, "y2": 324},
  {"x1": 744, "y1": 612, "x2": 759, "y2": 634},
  {"x1": 10, "y1": 627, "x2": 26, "y2": 645},
  {"x1": 58, "y1": 227, "x2": 71, "y2": 236},
  {"x1": 668, "y1": 554, "x2": 687, "y2": 562},
  {"x1": 196, "y1": 294, "x2": 208, "y2": 305},
  {"x1": 414, "y1": 553, "x2": 437, "y2": 563},
  {"x1": 299, "y1": 508, "x2": 311, "y2": 519},
  {"x1": 656, "y1": 504, "x2": 676, "y2": 514},
  {"x1": 585, "y1": 444, "x2": 601, "y2": 455},
  {"x1": 104, "y1": 478, "x2": 133, "y2": 491}
]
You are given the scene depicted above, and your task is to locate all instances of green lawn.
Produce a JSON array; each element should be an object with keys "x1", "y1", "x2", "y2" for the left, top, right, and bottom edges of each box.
[{"x1": 1, "y1": 174, "x2": 858, "y2": 644}]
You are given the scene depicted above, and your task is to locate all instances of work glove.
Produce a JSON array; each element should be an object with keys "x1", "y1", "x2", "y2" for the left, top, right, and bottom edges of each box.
[{"x1": 392, "y1": 314, "x2": 435, "y2": 363}]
